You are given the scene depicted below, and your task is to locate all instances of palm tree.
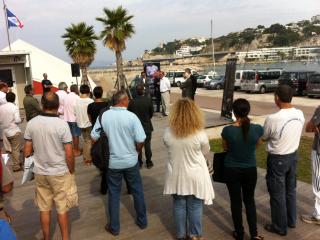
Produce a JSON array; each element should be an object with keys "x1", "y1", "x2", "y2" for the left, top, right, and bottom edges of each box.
[
  {"x1": 62, "y1": 22, "x2": 98, "y2": 85},
  {"x1": 96, "y1": 6, "x2": 135, "y2": 89}
]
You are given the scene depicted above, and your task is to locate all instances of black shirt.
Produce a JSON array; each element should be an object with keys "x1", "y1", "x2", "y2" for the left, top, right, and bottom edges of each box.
[
  {"x1": 41, "y1": 79, "x2": 53, "y2": 94},
  {"x1": 87, "y1": 101, "x2": 110, "y2": 126}
]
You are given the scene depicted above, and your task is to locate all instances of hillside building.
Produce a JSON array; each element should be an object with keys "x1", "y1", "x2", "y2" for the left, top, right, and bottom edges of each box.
[{"x1": 311, "y1": 15, "x2": 320, "y2": 23}]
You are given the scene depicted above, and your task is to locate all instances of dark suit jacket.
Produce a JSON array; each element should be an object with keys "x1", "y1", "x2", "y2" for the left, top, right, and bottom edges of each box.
[
  {"x1": 180, "y1": 77, "x2": 193, "y2": 99},
  {"x1": 128, "y1": 95, "x2": 154, "y2": 133}
]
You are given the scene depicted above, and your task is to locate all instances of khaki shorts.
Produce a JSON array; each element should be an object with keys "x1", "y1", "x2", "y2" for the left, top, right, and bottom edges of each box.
[{"x1": 35, "y1": 172, "x2": 78, "y2": 213}]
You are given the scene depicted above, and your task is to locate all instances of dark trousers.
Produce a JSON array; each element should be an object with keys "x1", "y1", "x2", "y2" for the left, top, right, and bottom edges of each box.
[
  {"x1": 107, "y1": 163, "x2": 147, "y2": 233},
  {"x1": 225, "y1": 167, "x2": 258, "y2": 239},
  {"x1": 155, "y1": 92, "x2": 161, "y2": 112},
  {"x1": 266, "y1": 152, "x2": 297, "y2": 234},
  {"x1": 138, "y1": 131, "x2": 152, "y2": 165}
]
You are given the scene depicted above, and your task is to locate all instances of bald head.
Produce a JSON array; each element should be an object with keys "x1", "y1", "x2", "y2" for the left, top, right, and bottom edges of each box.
[{"x1": 41, "y1": 92, "x2": 59, "y2": 111}]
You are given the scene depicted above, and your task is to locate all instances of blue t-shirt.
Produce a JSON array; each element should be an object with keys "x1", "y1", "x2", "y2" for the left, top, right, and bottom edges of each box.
[
  {"x1": 221, "y1": 124, "x2": 263, "y2": 168},
  {"x1": 91, "y1": 107, "x2": 146, "y2": 169}
]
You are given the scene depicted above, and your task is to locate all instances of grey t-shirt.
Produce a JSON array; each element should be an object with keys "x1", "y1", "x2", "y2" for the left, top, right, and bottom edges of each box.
[
  {"x1": 311, "y1": 106, "x2": 320, "y2": 154},
  {"x1": 24, "y1": 115, "x2": 72, "y2": 175}
]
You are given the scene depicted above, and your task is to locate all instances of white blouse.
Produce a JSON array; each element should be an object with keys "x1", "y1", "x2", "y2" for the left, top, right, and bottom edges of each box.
[{"x1": 163, "y1": 128, "x2": 215, "y2": 205}]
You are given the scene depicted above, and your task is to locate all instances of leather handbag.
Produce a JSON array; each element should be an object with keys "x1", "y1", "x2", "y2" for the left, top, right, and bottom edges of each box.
[
  {"x1": 91, "y1": 111, "x2": 109, "y2": 171},
  {"x1": 212, "y1": 152, "x2": 227, "y2": 183}
]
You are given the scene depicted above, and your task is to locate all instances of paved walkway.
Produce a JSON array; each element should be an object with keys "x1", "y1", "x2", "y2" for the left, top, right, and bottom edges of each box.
[{"x1": 5, "y1": 113, "x2": 320, "y2": 239}]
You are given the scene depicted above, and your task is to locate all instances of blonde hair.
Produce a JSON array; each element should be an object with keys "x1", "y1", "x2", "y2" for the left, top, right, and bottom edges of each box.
[{"x1": 169, "y1": 98, "x2": 204, "y2": 138}]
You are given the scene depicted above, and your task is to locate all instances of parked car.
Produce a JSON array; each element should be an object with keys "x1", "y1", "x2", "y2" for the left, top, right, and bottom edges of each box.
[
  {"x1": 240, "y1": 69, "x2": 283, "y2": 94},
  {"x1": 278, "y1": 71, "x2": 316, "y2": 96},
  {"x1": 204, "y1": 75, "x2": 225, "y2": 90},
  {"x1": 197, "y1": 75, "x2": 214, "y2": 87},
  {"x1": 307, "y1": 73, "x2": 320, "y2": 98},
  {"x1": 234, "y1": 70, "x2": 255, "y2": 90}
]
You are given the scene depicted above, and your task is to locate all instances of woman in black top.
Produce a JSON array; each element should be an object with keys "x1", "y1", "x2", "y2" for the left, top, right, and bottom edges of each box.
[
  {"x1": 222, "y1": 99, "x2": 264, "y2": 240},
  {"x1": 87, "y1": 86, "x2": 109, "y2": 195}
]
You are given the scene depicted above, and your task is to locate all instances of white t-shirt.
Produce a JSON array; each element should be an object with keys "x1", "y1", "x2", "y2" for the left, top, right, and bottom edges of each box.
[
  {"x1": 263, "y1": 108, "x2": 305, "y2": 155},
  {"x1": 24, "y1": 115, "x2": 72, "y2": 175},
  {"x1": 74, "y1": 97, "x2": 94, "y2": 128}
]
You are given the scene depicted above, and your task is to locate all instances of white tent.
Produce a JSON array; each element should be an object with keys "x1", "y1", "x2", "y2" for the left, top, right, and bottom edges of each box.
[{"x1": 1, "y1": 39, "x2": 96, "y2": 93}]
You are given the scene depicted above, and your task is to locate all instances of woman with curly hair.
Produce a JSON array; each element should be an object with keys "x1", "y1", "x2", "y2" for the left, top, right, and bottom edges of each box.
[{"x1": 163, "y1": 98, "x2": 214, "y2": 240}]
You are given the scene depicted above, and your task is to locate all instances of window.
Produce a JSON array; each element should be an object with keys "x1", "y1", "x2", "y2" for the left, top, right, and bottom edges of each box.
[
  {"x1": 299, "y1": 73, "x2": 307, "y2": 81},
  {"x1": 175, "y1": 72, "x2": 184, "y2": 78},
  {"x1": 236, "y1": 73, "x2": 240, "y2": 79},
  {"x1": 0, "y1": 69, "x2": 13, "y2": 87},
  {"x1": 309, "y1": 75, "x2": 320, "y2": 83}
]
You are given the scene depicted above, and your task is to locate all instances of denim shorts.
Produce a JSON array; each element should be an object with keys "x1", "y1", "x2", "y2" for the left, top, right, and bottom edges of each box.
[{"x1": 68, "y1": 122, "x2": 81, "y2": 137}]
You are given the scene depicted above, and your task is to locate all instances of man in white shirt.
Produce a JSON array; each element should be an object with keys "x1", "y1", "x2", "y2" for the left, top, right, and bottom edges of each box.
[
  {"x1": 262, "y1": 85, "x2": 305, "y2": 236},
  {"x1": 63, "y1": 84, "x2": 81, "y2": 156},
  {"x1": 56, "y1": 82, "x2": 68, "y2": 119},
  {"x1": 74, "y1": 84, "x2": 93, "y2": 165},
  {"x1": 0, "y1": 82, "x2": 8, "y2": 106},
  {"x1": 159, "y1": 71, "x2": 171, "y2": 116},
  {"x1": 0, "y1": 92, "x2": 22, "y2": 171}
]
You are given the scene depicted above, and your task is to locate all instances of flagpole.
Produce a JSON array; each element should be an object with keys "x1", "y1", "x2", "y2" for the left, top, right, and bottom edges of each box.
[{"x1": 2, "y1": 0, "x2": 11, "y2": 51}]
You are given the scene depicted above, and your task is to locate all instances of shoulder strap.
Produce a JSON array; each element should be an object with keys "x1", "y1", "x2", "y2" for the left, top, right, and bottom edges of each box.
[{"x1": 98, "y1": 108, "x2": 108, "y2": 135}]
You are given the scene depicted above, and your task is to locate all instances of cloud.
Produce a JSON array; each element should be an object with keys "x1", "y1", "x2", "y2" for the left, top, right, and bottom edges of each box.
[{"x1": 0, "y1": 0, "x2": 319, "y2": 66}]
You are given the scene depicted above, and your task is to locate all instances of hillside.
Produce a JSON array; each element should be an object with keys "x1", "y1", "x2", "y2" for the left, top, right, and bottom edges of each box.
[{"x1": 151, "y1": 18, "x2": 320, "y2": 55}]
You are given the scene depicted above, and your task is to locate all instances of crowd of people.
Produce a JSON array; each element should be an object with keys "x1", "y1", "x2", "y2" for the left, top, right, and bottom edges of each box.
[{"x1": 0, "y1": 69, "x2": 319, "y2": 240}]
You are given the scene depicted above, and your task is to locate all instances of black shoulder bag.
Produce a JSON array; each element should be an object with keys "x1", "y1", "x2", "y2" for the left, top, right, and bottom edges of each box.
[
  {"x1": 212, "y1": 152, "x2": 227, "y2": 183},
  {"x1": 91, "y1": 112, "x2": 109, "y2": 171}
]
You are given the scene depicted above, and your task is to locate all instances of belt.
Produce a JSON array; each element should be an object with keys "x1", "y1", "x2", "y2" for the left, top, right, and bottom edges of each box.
[{"x1": 268, "y1": 151, "x2": 297, "y2": 157}]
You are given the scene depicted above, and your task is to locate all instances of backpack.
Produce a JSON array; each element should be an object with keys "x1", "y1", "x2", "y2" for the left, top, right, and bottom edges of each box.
[{"x1": 91, "y1": 111, "x2": 109, "y2": 171}]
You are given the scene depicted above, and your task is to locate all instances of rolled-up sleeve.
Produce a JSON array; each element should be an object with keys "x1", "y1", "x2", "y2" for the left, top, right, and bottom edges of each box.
[
  {"x1": 262, "y1": 117, "x2": 272, "y2": 141},
  {"x1": 132, "y1": 116, "x2": 146, "y2": 143}
]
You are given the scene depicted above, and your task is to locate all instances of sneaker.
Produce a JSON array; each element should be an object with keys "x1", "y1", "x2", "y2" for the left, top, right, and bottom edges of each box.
[{"x1": 301, "y1": 215, "x2": 320, "y2": 225}]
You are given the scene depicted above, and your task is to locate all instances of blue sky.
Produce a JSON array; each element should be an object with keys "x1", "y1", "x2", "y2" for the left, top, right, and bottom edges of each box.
[{"x1": 0, "y1": 0, "x2": 319, "y2": 66}]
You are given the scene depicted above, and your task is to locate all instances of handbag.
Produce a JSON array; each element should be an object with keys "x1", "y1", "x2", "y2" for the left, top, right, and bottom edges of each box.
[
  {"x1": 212, "y1": 152, "x2": 227, "y2": 183},
  {"x1": 21, "y1": 156, "x2": 34, "y2": 185},
  {"x1": 91, "y1": 111, "x2": 109, "y2": 171}
]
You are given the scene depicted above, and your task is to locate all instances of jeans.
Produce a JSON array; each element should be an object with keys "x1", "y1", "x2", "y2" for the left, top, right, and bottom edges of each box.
[
  {"x1": 266, "y1": 152, "x2": 297, "y2": 234},
  {"x1": 107, "y1": 163, "x2": 147, "y2": 233},
  {"x1": 311, "y1": 150, "x2": 320, "y2": 219},
  {"x1": 225, "y1": 167, "x2": 258, "y2": 239},
  {"x1": 138, "y1": 131, "x2": 152, "y2": 165},
  {"x1": 172, "y1": 195, "x2": 203, "y2": 238}
]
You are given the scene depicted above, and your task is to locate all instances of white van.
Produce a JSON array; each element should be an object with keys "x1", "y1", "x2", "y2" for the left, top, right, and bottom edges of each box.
[{"x1": 235, "y1": 70, "x2": 255, "y2": 90}]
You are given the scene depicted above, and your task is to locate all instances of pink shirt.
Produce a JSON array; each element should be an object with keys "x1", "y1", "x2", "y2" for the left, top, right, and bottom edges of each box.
[
  {"x1": 63, "y1": 92, "x2": 79, "y2": 122},
  {"x1": 56, "y1": 90, "x2": 68, "y2": 119}
]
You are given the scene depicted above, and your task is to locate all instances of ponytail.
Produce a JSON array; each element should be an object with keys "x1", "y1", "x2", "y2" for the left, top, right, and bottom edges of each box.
[{"x1": 240, "y1": 116, "x2": 250, "y2": 141}]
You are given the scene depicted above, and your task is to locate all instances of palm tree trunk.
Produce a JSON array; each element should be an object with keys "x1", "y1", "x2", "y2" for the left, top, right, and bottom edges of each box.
[
  {"x1": 81, "y1": 66, "x2": 89, "y2": 86},
  {"x1": 115, "y1": 50, "x2": 125, "y2": 90}
]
